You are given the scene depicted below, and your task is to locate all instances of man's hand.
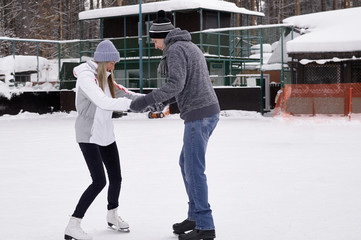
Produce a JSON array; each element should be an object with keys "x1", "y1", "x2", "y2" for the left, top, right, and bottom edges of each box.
[
  {"x1": 130, "y1": 93, "x2": 156, "y2": 112},
  {"x1": 147, "y1": 102, "x2": 166, "y2": 112}
]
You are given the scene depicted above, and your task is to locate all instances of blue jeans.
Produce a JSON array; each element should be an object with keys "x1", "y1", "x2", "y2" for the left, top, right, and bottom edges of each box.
[{"x1": 179, "y1": 114, "x2": 219, "y2": 230}]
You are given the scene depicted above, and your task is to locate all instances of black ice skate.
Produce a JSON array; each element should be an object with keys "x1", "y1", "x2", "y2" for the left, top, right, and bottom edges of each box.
[
  {"x1": 178, "y1": 229, "x2": 216, "y2": 240},
  {"x1": 173, "y1": 219, "x2": 196, "y2": 234}
]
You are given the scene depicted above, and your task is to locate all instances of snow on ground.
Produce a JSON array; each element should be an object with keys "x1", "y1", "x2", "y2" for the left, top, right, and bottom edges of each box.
[{"x1": 1, "y1": 110, "x2": 361, "y2": 240}]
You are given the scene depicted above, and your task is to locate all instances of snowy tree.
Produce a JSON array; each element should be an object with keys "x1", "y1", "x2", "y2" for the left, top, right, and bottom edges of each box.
[
  {"x1": 235, "y1": 0, "x2": 361, "y2": 24},
  {"x1": 1, "y1": 0, "x2": 361, "y2": 43},
  {"x1": 0, "y1": 0, "x2": 88, "y2": 57}
]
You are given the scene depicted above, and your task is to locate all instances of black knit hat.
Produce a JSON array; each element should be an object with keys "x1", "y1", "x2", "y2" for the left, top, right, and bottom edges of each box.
[{"x1": 149, "y1": 10, "x2": 175, "y2": 39}]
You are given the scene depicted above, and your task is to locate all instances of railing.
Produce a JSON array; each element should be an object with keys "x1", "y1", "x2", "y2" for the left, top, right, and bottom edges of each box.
[{"x1": 0, "y1": 24, "x2": 293, "y2": 91}]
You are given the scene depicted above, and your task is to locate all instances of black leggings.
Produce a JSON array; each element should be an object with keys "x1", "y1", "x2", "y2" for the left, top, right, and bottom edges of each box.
[{"x1": 72, "y1": 142, "x2": 122, "y2": 219}]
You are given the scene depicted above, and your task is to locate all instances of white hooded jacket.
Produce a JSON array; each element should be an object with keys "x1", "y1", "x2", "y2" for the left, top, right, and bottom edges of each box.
[{"x1": 73, "y1": 60, "x2": 140, "y2": 146}]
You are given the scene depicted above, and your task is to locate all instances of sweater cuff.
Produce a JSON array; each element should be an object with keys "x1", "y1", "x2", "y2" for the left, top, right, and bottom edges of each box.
[{"x1": 144, "y1": 92, "x2": 156, "y2": 105}]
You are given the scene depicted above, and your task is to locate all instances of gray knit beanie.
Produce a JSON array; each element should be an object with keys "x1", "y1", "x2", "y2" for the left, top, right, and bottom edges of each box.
[
  {"x1": 149, "y1": 10, "x2": 175, "y2": 39},
  {"x1": 94, "y1": 39, "x2": 120, "y2": 62}
]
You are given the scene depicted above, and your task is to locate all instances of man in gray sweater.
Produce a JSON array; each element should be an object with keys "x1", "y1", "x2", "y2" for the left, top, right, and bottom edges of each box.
[{"x1": 130, "y1": 10, "x2": 220, "y2": 240}]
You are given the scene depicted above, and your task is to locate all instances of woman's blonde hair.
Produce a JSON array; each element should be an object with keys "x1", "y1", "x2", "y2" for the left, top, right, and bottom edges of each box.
[{"x1": 96, "y1": 62, "x2": 116, "y2": 98}]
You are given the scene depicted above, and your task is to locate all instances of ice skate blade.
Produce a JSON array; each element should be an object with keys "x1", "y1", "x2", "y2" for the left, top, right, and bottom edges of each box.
[
  {"x1": 174, "y1": 230, "x2": 192, "y2": 235},
  {"x1": 108, "y1": 226, "x2": 130, "y2": 233},
  {"x1": 64, "y1": 234, "x2": 92, "y2": 240}
]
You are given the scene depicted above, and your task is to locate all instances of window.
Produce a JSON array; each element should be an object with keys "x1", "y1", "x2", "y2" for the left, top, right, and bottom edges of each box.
[{"x1": 303, "y1": 63, "x2": 341, "y2": 84}]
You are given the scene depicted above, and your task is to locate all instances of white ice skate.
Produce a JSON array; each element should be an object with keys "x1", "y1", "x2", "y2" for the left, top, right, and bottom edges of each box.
[
  {"x1": 64, "y1": 216, "x2": 92, "y2": 240},
  {"x1": 107, "y1": 208, "x2": 130, "y2": 232}
]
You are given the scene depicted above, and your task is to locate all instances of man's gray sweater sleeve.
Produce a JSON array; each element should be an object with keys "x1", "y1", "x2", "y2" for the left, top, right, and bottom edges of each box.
[{"x1": 152, "y1": 47, "x2": 186, "y2": 103}]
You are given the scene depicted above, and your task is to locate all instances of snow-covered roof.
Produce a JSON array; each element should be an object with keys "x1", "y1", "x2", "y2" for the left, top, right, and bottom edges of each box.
[
  {"x1": 284, "y1": 7, "x2": 361, "y2": 53},
  {"x1": 79, "y1": 0, "x2": 264, "y2": 20}
]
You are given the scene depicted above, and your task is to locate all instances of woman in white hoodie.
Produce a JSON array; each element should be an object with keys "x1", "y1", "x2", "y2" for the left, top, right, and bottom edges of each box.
[{"x1": 64, "y1": 40, "x2": 140, "y2": 240}]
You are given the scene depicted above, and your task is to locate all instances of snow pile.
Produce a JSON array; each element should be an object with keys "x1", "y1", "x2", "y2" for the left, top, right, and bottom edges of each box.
[
  {"x1": 0, "y1": 55, "x2": 61, "y2": 85},
  {"x1": 0, "y1": 55, "x2": 83, "y2": 98},
  {"x1": 267, "y1": 31, "x2": 300, "y2": 65},
  {"x1": 251, "y1": 44, "x2": 272, "y2": 54},
  {"x1": 0, "y1": 55, "x2": 51, "y2": 83},
  {"x1": 0, "y1": 81, "x2": 18, "y2": 99},
  {"x1": 245, "y1": 43, "x2": 282, "y2": 71},
  {"x1": 284, "y1": 7, "x2": 361, "y2": 53},
  {"x1": 0, "y1": 81, "x2": 60, "y2": 99}
]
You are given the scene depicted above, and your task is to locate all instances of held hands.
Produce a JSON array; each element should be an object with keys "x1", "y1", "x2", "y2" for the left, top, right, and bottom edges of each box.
[
  {"x1": 147, "y1": 102, "x2": 166, "y2": 112},
  {"x1": 130, "y1": 96, "x2": 148, "y2": 112},
  {"x1": 130, "y1": 93, "x2": 156, "y2": 112}
]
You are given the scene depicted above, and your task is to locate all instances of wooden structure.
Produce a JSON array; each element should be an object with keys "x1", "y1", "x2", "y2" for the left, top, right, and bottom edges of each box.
[{"x1": 78, "y1": 0, "x2": 265, "y2": 88}]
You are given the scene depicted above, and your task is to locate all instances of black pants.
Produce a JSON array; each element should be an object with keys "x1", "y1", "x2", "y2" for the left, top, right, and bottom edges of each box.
[{"x1": 72, "y1": 142, "x2": 122, "y2": 219}]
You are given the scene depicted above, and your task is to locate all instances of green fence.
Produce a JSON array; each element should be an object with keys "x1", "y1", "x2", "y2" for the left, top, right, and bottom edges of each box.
[{"x1": 0, "y1": 24, "x2": 293, "y2": 91}]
